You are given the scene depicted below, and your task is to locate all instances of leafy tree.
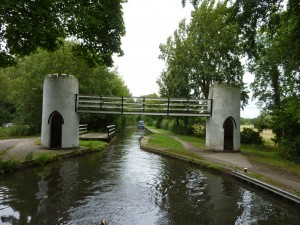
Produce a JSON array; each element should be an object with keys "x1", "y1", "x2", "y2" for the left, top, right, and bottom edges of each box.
[
  {"x1": 272, "y1": 96, "x2": 300, "y2": 160},
  {"x1": 227, "y1": 0, "x2": 300, "y2": 157},
  {"x1": 0, "y1": 72, "x2": 14, "y2": 124},
  {"x1": 159, "y1": 0, "x2": 246, "y2": 102},
  {"x1": 253, "y1": 112, "x2": 273, "y2": 132},
  {"x1": 157, "y1": 20, "x2": 191, "y2": 98},
  {"x1": 0, "y1": 0, "x2": 126, "y2": 68},
  {"x1": 0, "y1": 42, "x2": 130, "y2": 128}
]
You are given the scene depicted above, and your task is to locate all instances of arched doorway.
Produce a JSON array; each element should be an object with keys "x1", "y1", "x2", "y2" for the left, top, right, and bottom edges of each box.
[
  {"x1": 48, "y1": 111, "x2": 64, "y2": 149},
  {"x1": 223, "y1": 117, "x2": 236, "y2": 150}
]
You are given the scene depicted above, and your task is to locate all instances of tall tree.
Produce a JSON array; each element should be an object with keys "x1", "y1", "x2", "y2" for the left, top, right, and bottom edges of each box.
[
  {"x1": 0, "y1": 0, "x2": 126, "y2": 68},
  {"x1": 0, "y1": 42, "x2": 130, "y2": 127},
  {"x1": 158, "y1": 0, "x2": 245, "y2": 100}
]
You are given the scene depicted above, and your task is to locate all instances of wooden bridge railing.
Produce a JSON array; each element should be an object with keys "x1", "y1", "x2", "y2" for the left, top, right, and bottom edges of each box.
[
  {"x1": 107, "y1": 125, "x2": 115, "y2": 140},
  {"x1": 79, "y1": 124, "x2": 88, "y2": 134},
  {"x1": 75, "y1": 95, "x2": 212, "y2": 117}
]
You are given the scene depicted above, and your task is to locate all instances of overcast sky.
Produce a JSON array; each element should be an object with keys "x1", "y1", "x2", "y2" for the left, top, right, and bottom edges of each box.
[{"x1": 113, "y1": 0, "x2": 260, "y2": 118}]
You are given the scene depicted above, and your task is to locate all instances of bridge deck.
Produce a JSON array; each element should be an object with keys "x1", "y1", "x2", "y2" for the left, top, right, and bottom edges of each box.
[{"x1": 76, "y1": 95, "x2": 212, "y2": 117}]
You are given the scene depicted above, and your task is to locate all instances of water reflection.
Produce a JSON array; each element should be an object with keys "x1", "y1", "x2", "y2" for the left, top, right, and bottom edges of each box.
[{"x1": 0, "y1": 127, "x2": 299, "y2": 225}]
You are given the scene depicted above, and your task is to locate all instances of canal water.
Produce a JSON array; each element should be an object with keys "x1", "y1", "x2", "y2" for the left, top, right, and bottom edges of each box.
[{"x1": 0, "y1": 127, "x2": 299, "y2": 225}]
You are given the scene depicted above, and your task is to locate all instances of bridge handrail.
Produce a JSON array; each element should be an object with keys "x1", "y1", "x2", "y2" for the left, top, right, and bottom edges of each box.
[
  {"x1": 79, "y1": 124, "x2": 88, "y2": 134},
  {"x1": 76, "y1": 95, "x2": 212, "y2": 117},
  {"x1": 107, "y1": 125, "x2": 115, "y2": 139}
]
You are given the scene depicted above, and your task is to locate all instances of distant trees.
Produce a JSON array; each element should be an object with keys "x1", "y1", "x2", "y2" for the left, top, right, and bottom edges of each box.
[
  {"x1": 0, "y1": 0, "x2": 126, "y2": 68},
  {"x1": 0, "y1": 42, "x2": 130, "y2": 129}
]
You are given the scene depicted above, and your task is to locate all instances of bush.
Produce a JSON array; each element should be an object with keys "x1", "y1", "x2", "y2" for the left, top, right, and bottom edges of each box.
[
  {"x1": 241, "y1": 128, "x2": 264, "y2": 145},
  {"x1": 192, "y1": 123, "x2": 206, "y2": 138},
  {"x1": 35, "y1": 154, "x2": 51, "y2": 166},
  {"x1": 0, "y1": 159, "x2": 20, "y2": 173},
  {"x1": 6, "y1": 125, "x2": 38, "y2": 137}
]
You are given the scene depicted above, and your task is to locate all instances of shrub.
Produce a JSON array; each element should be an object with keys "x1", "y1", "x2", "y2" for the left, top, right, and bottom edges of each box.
[
  {"x1": 25, "y1": 152, "x2": 34, "y2": 161},
  {"x1": 192, "y1": 123, "x2": 206, "y2": 138},
  {"x1": 0, "y1": 159, "x2": 20, "y2": 173},
  {"x1": 6, "y1": 125, "x2": 38, "y2": 137},
  {"x1": 35, "y1": 154, "x2": 50, "y2": 166},
  {"x1": 241, "y1": 128, "x2": 264, "y2": 145}
]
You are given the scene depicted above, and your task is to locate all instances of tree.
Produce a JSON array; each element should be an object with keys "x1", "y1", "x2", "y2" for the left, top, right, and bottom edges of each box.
[
  {"x1": 0, "y1": 42, "x2": 130, "y2": 128},
  {"x1": 228, "y1": 0, "x2": 300, "y2": 158},
  {"x1": 157, "y1": 20, "x2": 191, "y2": 98},
  {"x1": 158, "y1": 0, "x2": 246, "y2": 100},
  {"x1": 0, "y1": 72, "x2": 14, "y2": 124},
  {"x1": 0, "y1": 0, "x2": 126, "y2": 68}
]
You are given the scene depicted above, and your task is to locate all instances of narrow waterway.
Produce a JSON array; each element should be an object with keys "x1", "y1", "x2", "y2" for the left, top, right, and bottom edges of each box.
[{"x1": 0, "y1": 127, "x2": 299, "y2": 225}]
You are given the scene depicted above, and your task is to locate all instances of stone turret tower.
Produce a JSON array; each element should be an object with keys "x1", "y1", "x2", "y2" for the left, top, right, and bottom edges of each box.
[
  {"x1": 41, "y1": 74, "x2": 79, "y2": 149},
  {"x1": 206, "y1": 83, "x2": 240, "y2": 151}
]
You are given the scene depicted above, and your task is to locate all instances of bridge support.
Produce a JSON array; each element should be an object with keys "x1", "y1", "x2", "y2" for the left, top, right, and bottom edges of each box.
[
  {"x1": 206, "y1": 83, "x2": 240, "y2": 151},
  {"x1": 41, "y1": 74, "x2": 79, "y2": 149}
]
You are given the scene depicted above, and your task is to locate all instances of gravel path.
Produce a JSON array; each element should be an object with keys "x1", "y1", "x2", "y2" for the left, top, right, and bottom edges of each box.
[{"x1": 0, "y1": 138, "x2": 36, "y2": 151}]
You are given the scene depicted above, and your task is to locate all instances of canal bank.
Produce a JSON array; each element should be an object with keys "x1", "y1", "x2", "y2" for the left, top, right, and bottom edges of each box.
[
  {"x1": 0, "y1": 136, "x2": 109, "y2": 174},
  {"x1": 140, "y1": 127, "x2": 300, "y2": 201}
]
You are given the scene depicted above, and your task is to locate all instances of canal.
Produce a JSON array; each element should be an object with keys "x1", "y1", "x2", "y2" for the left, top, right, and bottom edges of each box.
[{"x1": 0, "y1": 127, "x2": 299, "y2": 225}]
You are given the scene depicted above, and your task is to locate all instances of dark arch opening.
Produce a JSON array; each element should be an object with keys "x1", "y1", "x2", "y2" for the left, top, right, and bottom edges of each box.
[
  {"x1": 49, "y1": 111, "x2": 63, "y2": 149},
  {"x1": 223, "y1": 116, "x2": 236, "y2": 150}
]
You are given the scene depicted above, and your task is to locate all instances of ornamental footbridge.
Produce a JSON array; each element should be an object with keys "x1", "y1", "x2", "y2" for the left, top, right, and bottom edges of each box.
[
  {"x1": 75, "y1": 95, "x2": 212, "y2": 117},
  {"x1": 41, "y1": 74, "x2": 240, "y2": 152}
]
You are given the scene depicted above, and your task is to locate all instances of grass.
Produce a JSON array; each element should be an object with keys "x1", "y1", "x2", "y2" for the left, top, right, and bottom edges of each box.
[
  {"x1": 147, "y1": 126, "x2": 300, "y2": 177},
  {"x1": 147, "y1": 132, "x2": 203, "y2": 157},
  {"x1": 241, "y1": 144, "x2": 300, "y2": 175},
  {"x1": 148, "y1": 133, "x2": 184, "y2": 151},
  {"x1": 79, "y1": 140, "x2": 108, "y2": 151},
  {"x1": 175, "y1": 135, "x2": 206, "y2": 149}
]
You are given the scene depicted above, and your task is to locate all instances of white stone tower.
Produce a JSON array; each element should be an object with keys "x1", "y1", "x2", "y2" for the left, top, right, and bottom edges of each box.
[
  {"x1": 206, "y1": 83, "x2": 240, "y2": 151},
  {"x1": 41, "y1": 74, "x2": 79, "y2": 149}
]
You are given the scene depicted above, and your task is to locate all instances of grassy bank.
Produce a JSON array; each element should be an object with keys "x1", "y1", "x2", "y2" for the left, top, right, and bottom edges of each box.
[
  {"x1": 145, "y1": 126, "x2": 300, "y2": 176},
  {"x1": 241, "y1": 144, "x2": 300, "y2": 175},
  {"x1": 144, "y1": 126, "x2": 300, "y2": 196},
  {"x1": 143, "y1": 127, "x2": 224, "y2": 171},
  {"x1": 0, "y1": 140, "x2": 108, "y2": 174}
]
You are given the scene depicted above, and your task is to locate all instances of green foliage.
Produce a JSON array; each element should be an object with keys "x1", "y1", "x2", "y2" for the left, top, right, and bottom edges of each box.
[
  {"x1": 240, "y1": 117, "x2": 254, "y2": 125},
  {"x1": 0, "y1": 0, "x2": 126, "y2": 67},
  {"x1": 158, "y1": 0, "x2": 247, "y2": 104},
  {"x1": 241, "y1": 144, "x2": 300, "y2": 175},
  {"x1": 25, "y1": 152, "x2": 34, "y2": 162},
  {"x1": 0, "y1": 159, "x2": 20, "y2": 173},
  {"x1": 272, "y1": 96, "x2": 300, "y2": 160},
  {"x1": 192, "y1": 123, "x2": 206, "y2": 138},
  {"x1": 79, "y1": 140, "x2": 107, "y2": 151},
  {"x1": 0, "y1": 42, "x2": 130, "y2": 128},
  {"x1": 229, "y1": 0, "x2": 300, "y2": 160},
  {"x1": 0, "y1": 128, "x2": 9, "y2": 139},
  {"x1": 148, "y1": 133, "x2": 184, "y2": 152},
  {"x1": 0, "y1": 72, "x2": 15, "y2": 124},
  {"x1": 35, "y1": 154, "x2": 51, "y2": 166},
  {"x1": 241, "y1": 128, "x2": 264, "y2": 145},
  {"x1": 6, "y1": 125, "x2": 38, "y2": 137},
  {"x1": 0, "y1": 125, "x2": 38, "y2": 139},
  {"x1": 253, "y1": 112, "x2": 273, "y2": 131}
]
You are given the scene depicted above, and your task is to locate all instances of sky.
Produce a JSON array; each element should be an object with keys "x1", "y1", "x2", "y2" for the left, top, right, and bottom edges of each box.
[{"x1": 113, "y1": 0, "x2": 260, "y2": 118}]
